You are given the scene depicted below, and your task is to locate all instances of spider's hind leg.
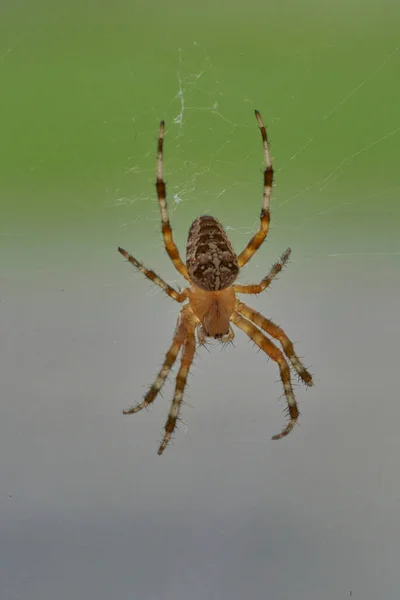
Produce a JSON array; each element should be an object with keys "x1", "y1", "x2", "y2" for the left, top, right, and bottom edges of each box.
[
  {"x1": 156, "y1": 121, "x2": 190, "y2": 282},
  {"x1": 237, "y1": 110, "x2": 273, "y2": 269}
]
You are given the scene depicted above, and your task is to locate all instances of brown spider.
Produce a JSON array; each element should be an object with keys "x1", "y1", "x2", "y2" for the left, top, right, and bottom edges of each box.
[{"x1": 118, "y1": 110, "x2": 313, "y2": 455}]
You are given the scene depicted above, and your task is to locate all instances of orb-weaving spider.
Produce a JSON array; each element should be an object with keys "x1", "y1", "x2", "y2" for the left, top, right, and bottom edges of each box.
[{"x1": 118, "y1": 111, "x2": 313, "y2": 455}]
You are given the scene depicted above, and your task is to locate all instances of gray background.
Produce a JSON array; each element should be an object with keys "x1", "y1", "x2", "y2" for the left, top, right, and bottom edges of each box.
[{"x1": 1, "y1": 0, "x2": 400, "y2": 598}]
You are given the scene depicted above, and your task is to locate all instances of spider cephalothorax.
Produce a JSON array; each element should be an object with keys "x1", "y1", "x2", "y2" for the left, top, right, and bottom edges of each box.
[{"x1": 118, "y1": 111, "x2": 313, "y2": 455}]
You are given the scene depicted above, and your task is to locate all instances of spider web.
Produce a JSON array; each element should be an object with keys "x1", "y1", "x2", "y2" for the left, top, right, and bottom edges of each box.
[{"x1": 111, "y1": 42, "x2": 400, "y2": 298}]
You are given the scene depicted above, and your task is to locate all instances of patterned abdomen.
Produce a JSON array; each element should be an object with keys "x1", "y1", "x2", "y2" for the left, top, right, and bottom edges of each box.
[{"x1": 186, "y1": 215, "x2": 239, "y2": 291}]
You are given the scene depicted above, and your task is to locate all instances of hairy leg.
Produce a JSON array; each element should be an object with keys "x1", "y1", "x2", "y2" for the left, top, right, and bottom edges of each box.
[
  {"x1": 237, "y1": 110, "x2": 273, "y2": 268},
  {"x1": 118, "y1": 247, "x2": 188, "y2": 302},
  {"x1": 234, "y1": 248, "x2": 291, "y2": 294},
  {"x1": 231, "y1": 311, "x2": 299, "y2": 440},
  {"x1": 123, "y1": 310, "x2": 188, "y2": 415},
  {"x1": 158, "y1": 318, "x2": 196, "y2": 455},
  {"x1": 156, "y1": 121, "x2": 190, "y2": 281},
  {"x1": 236, "y1": 300, "x2": 313, "y2": 386}
]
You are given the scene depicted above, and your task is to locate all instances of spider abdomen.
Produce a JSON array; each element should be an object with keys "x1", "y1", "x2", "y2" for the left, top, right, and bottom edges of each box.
[{"x1": 186, "y1": 215, "x2": 239, "y2": 291}]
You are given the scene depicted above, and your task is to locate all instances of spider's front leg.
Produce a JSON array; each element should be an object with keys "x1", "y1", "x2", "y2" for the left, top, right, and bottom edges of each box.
[
  {"x1": 158, "y1": 317, "x2": 196, "y2": 455},
  {"x1": 231, "y1": 310, "x2": 299, "y2": 440},
  {"x1": 122, "y1": 310, "x2": 188, "y2": 416},
  {"x1": 236, "y1": 301, "x2": 313, "y2": 387}
]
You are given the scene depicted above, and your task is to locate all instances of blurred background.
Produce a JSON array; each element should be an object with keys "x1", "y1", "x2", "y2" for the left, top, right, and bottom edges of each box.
[{"x1": 1, "y1": 1, "x2": 399, "y2": 598}]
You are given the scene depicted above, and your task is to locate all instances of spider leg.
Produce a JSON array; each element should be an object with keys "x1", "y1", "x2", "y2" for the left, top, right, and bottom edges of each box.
[
  {"x1": 234, "y1": 248, "x2": 291, "y2": 295},
  {"x1": 156, "y1": 121, "x2": 190, "y2": 282},
  {"x1": 158, "y1": 318, "x2": 196, "y2": 455},
  {"x1": 230, "y1": 310, "x2": 299, "y2": 440},
  {"x1": 123, "y1": 310, "x2": 188, "y2": 415},
  {"x1": 118, "y1": 247, "x2": 188, "y2": 302},
  {"x1": 237, "y1": 110, "x2": 273, "y2": 269},
  {"x1": 236, "y1": 301, "x2": 313, "y2": 386}
]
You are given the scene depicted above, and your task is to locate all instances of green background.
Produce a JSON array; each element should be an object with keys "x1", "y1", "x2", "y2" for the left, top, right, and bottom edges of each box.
[
  {"x1": 1, "y1": 1, "x2": 399, "y2": 599},
  {"x1": 2, "y1": 0, "x2": 399, "y2": 266}
]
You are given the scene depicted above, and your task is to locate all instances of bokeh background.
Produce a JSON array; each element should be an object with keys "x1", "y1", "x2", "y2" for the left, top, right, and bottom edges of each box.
[{"x1": 1, "y1": 1, "x2": 400, "y2": 598}]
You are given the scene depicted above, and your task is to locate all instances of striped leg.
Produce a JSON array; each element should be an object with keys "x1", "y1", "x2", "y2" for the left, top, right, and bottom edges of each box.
[
  {"x1": 237, "y1": 110, "x2": 273, "y2": 268},
  {"x1": 158, "y1": 318, "x2": 196, "y2": 455},
  {"x1": 236, "y1": 301, "x2": 313, "y2": 386},
  {"x1": 123, "y1": 311, "x2": 188, "y2": 415},
  {"x1": 156, "y1": 121, "x2": 190, "y2": 281},
  {"x1": 230, "y1": 311, "x2": 299, "y2": 440},
  {"x1": 234, "y1": 248, "x2": 291, "y2": 295},
  {"x1": 118, "y1": 247, "x2": 187, "y2": 302}
]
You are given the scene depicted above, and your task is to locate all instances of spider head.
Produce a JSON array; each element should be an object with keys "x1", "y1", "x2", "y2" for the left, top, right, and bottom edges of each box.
[
  {"x1": 188, "y1": 286, "x2": 236, "y2": 339},
  {"x1": 202, "y1": 303, "x2": 230, "y2": 338}
]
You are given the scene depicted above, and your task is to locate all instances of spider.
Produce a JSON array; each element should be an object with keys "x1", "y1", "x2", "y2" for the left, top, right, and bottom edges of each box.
[{"x1": 118, "y1": 110, "x2": 313, "y2": 455}]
